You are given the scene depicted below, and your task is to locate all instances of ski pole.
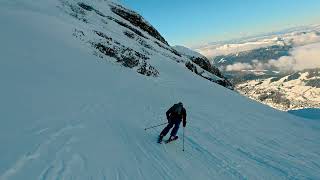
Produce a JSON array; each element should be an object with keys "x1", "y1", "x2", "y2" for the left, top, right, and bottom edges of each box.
[
  {"x1": 144, "y1": 122, "x2": 168, "y2": 131},
  {"x1": 183, "y1": 127, "x2": 185, "y2": 151}
]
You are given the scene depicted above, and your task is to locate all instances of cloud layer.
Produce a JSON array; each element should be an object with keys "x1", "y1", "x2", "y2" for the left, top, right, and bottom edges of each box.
[
  {"x1": 196, "y1": 30, "x2": 320, "y2": 58},
  {"x1": 197, "y1": 40, "x2": 276, "y2": 57},
  {"x1": 225, "y1": 62, "x2": 252, "y2": 71},
  {"x1": 225, "y1": 42, "x2": 320, "y2": 72},
  {"x1": 288, "y1": 42, "x2": 320, "y2": 70}
]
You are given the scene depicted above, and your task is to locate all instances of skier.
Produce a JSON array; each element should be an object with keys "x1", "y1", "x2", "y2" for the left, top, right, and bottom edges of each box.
[{"x1": 158, "y1": 102, "x2": 187, "y2": 143}]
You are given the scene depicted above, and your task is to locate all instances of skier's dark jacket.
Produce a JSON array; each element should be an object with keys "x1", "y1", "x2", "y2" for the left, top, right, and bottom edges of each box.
[{"x1": 166, "y1": 104, "x2": 187, "y2": 127}]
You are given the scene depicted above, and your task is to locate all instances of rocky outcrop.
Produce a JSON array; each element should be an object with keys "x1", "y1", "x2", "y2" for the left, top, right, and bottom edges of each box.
[
  {"x1": 61, "y1": 0, "x2": 233, "y2": 86},
  {"x1": 110, "y1": 4, "x2": 169, "y2": 45},
  {"x1": 185, "y1": 61, "x2": 234, "y2": 90},
  {"x1": 172, "y1": 45, "x2": 234, "y2": 89},
  {"x1": 190, "y1": 57, "x2": 223, "y2": 78},
  {"x1": 90, "y1": 31, "x2": 159, "y2": 77}
]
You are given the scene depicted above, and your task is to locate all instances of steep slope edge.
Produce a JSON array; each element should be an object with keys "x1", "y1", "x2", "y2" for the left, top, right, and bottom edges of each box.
[{"x1": 174, "y1": 46, "x2": 234, "y2": 90}]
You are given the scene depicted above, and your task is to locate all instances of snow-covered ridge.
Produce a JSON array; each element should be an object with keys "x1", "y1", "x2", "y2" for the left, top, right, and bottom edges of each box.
[
  {"x1": 53, "y1": 0, "x2": 233, "y2": 88},
  {"x1": 173, "y1": 45, "x2": 206, "y2": 59},
  {"x1": 173, "y1": 46, "x2": 234, "y2": 89},
  {"x1": 109, "y1": 3, "x2": 169, "y2": 45},
  {"x1": 58, "y1": 0, "x2": 170, "y2": 77}
]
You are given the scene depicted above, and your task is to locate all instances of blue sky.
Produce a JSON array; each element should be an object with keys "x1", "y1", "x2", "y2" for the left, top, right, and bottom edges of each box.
[{"x1": 121, "y1": 0, "x2": 320, "y2": 47}]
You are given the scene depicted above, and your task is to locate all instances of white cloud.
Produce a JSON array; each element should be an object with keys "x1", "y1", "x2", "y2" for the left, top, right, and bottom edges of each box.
[
  {"x1": 267, "y1": 57, "x2": 295, "y2": 72},
  {"x1": 265, "y1": 42, "x2": 320, "y2": 71},
  {"x1": 224, "y1": 42, "x2": 320, "y2": 72},
  {"x1": 289, "y1": 32, "x2": 320, "y2": 46},
  {"x1": 196, "y1": 41, "x2": 276, "y2": 57},
  {"x1": 194, "y1": 29, "x2": 320, "y2": 58},
  {"x1": 289, "y1": 42, "x2": 320, "y2": 70},
  {"x1": 195, "y1": 28, "x2": 320, "y2": 72},
  {"x1": 251, "y1": 59, "x2": 270, "y2": 70},
  {"x1": 225, "y1": 62, "x2": 252, "y2": 71}
]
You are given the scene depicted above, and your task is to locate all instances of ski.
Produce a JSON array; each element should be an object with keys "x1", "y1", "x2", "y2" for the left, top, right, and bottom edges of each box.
[{"x1": 165, "y1": 136, "x2": 178, "y2": 144}]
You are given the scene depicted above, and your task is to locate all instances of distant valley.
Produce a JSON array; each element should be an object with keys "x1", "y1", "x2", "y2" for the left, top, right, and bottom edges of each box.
[{"x1": 196, "y1": 25, "x2": 320, "y2": 111}]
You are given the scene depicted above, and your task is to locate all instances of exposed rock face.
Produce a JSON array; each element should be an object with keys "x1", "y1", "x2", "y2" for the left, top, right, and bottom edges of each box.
[
  {"x1": 173, "y1": 46, "x2": 234, "y2": 90},
  {"x1": 60, "y1": 1, "x2": 164, "y2": 77},
  {"x1": 110, "y1": 4, "x2": 169, "y2": 45},
  {"x1": 59, "y1": 0, "x2": 233, "y2": 89},
  {"x1": 191, "y1": 57, "x2": 223, "y2": 78},
  {"x1": 90, "y1": 33, "x2": 159, "y2": 77},
  {"x1": 185, "y1": 61, "x2": 234, "y2": 90}
]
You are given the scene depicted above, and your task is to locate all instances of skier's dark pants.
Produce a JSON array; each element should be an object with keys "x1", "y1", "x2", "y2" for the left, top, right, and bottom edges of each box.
[{"x1": 160, "y1": 119, "x2": 181, "y2": 137}]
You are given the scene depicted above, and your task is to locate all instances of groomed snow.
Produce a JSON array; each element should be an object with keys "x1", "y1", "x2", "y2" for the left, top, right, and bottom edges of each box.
[
  {"x1": 289, "y1": 108, "x2": 320, "y2": 120},
  {"x1": 0, "y1": 1, "x2": 320, "y2": 179}
]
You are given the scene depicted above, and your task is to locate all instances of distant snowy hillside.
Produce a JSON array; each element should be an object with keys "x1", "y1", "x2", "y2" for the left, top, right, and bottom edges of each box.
[
  {"x1": 201, "y1": 25, "x2": 320, "y2": 79},
  {"x1": 1, "y1": 0, "x2": 320, "y2": 180},
  {"x1": 236, "y1": 69, "x2": 320, "y2": 111},
  {"x1": 199, "y1": 26, "x2": 320, "y2": 111},
  {"x1": 196, "y1": 24, "x2": 320, "y2": 58}
]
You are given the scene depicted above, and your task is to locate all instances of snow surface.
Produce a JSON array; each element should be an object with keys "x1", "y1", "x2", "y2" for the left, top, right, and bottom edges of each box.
[
  {"x1": 289, "y1": 108, "x2": 320, "y2": 120},
  {"x1": 173, "y1": 45, "x2": 205, "y2": 59},
  {"x1": 172, "y1": 46, "x2": 224, "y2": 82},
  {"x1": 1, "y1": 0, "x2": 320, "y2": 179}
]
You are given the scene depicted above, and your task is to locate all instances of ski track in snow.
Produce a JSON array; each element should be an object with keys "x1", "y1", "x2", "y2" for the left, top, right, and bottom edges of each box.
[
  {"x1": 1, "y1": 122, "x2": 84, "y2": 180},
  {"x1": 1, "y1": 100, "x2": 320, "y2": 179}
]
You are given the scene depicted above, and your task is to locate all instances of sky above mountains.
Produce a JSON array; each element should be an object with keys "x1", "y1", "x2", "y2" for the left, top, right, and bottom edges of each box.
[{"x1": 122, "y1": 0, "x2": 320, "y2": 47}]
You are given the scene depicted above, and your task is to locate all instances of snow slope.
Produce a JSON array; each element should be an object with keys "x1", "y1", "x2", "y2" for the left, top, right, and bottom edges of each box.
[
  {"x1": 1, "y1": 0, "x2": 320, "y2": 179},
  {"x1": 173, "y1": 45, "x2": 233, "y2": 90},
  {"x1": 173, "y1": 45, "x2": 206, "y2": 59},
  {"x1": 289, "y1": 108, "x2": 320, "y2": 120}
]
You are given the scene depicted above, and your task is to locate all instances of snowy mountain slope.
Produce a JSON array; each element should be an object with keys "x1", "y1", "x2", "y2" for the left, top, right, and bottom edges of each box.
[
  {"x1": 173, "y1": 46, "x2": 234, "y2": 89},
  {"x1": 173, "y1": 45, "x2": 206, "y2": 59},
  {"x1": 1, "y1": 1, "x2": 320, "y2": 180},
  {"x1": 236, "y1": 69, "x2": 320, "y2": 111},
  {"x1": 55, "y1": 0, "x2": 231, "y2": 89},
  {"x1": 202, "y1": 26, "x2": 320, "y2": 111}
]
